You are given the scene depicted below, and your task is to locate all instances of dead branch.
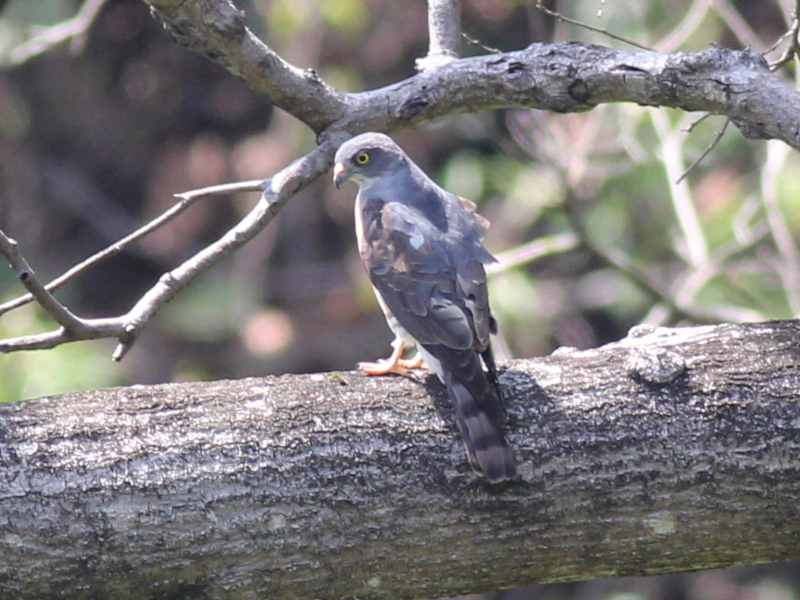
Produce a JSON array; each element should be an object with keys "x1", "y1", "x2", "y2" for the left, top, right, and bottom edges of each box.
[{"x1": 0, "y1": 144, "x2": 334, "y2": 358}]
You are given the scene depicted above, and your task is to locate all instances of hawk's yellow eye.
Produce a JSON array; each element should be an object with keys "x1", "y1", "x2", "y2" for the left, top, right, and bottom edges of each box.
[{"x1": 356, "y1": 151, "x2": 370, "y2": 165}]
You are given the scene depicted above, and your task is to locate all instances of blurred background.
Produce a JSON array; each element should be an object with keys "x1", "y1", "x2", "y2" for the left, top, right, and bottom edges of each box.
[{"x1": 0, "y1": 0, "x2": 798, "y2": 596}]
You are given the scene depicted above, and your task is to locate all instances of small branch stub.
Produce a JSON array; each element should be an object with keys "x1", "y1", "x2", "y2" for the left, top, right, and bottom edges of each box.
[
  {"x1": 417, "y1": 0, "x2": 462, "y2": 71},
  {"x1": 625, "y1": 345, "x2": 687, "y2": 384}
]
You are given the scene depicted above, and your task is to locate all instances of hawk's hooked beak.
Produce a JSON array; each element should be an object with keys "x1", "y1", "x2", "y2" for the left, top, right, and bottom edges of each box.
[{"x1": 333, "y1": 162, "x2": 348, "y2": 189}]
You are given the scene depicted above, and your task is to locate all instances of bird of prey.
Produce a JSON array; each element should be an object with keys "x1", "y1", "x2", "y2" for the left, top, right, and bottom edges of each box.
[{"x1": 333, "y1": 132, "x2": 516, "y2": 483}]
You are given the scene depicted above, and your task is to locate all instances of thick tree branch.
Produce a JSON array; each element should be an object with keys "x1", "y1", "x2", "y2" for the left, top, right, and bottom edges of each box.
[
  {"x1": 0, "y1": 320, "x2": 799, "y2": 599},
  {"x1": 143, "y1": 0, "x2": 347, "y2": 133},
  {"x1": 354, "y1": 44, "x2": 800, "y2": 148},
  {"x1": 145, "y1": 0, "x2": 800, "y2": 149}
]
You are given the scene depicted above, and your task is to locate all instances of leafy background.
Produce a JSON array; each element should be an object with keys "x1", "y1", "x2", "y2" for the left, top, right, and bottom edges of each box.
[{"x1": 0, "y1": 0, "x2": 798, "y2": 597}]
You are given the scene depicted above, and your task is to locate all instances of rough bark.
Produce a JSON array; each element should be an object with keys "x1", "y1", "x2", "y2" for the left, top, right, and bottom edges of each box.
[{"x1": 0, "y1": 320, "x2": 799, "y2": 600}]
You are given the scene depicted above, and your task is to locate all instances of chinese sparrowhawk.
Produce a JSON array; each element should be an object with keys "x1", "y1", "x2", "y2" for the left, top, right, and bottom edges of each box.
[{"x1": 333, "y1": 132, "x2": 516, "y2": 483}]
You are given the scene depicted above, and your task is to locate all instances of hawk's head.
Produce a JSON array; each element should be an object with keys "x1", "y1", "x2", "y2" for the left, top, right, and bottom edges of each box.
[{"x1": 333, "y1": 133, "x2": 408, "y2": 189}]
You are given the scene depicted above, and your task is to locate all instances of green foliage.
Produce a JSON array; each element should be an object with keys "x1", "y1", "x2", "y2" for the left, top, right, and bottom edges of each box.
[
  {"x1": 0, "y1": 305, "x2": 121, "y2": 402},
  {"x1": 319, "y1": 0, "x2": 367, "y2": 37},
  {"x1": 161, "y1": 271, "x2": 244, "y2": 342}
]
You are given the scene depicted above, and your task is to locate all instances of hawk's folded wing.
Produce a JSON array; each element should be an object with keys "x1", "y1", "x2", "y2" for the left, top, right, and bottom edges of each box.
[{"x1": 362, "y1": 197, "x2": 493, "y2": 353}]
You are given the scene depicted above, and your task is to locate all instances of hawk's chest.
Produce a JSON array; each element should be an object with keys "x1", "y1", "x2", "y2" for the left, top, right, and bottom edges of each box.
[
  {"x1": 354, "y1": 193, "x2": 370, "y2": 259},
  {"x1": 354, "y1": 192, "x2": 394, "y2": 263}
]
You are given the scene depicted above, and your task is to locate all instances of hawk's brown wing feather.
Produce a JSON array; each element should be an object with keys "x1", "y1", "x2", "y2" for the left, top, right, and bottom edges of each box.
[
  {"x1": 364, "y1": 198, "x2": 484, "y2": 351},
  {"x1": 361, "y1": 196, "x2": 515, "y2": 480}
]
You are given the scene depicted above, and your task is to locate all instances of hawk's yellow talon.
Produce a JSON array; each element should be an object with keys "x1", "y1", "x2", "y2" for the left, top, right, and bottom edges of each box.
[
  {"x1": 398, "y1": 354, "x2": 427, "y2": 370},
  {"x1": 358, "y1": 359, "x2": 409, "y2": 376},
  {"x1": 357, "y1": 340, "x2": 427, "y2": 376},
  {"x1": 358, "y1": 339, "x2": 407, "y2": 376}
]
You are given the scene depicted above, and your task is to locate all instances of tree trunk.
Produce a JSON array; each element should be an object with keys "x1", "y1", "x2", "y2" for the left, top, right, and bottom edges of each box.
[{"x1": 0, "y1": 321, "x2": 799, "y2": 600}]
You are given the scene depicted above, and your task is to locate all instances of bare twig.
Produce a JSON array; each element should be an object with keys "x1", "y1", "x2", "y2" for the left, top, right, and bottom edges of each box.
[
  {"x1": 9, "y1": 0, "x2": 108, "y2": 64},
  {"x1": 174, "y1": 179, "x2": 265, "y2": 201},
  {"x1": 769, "y1": 0, "x2": 800, "y2": 70},
  {"x1": 487, "y1": 233, "x2": 580, "y2": 275},
  {"x1": 0, "y1": 231, "x2": 87, "y2": 332},
  {"x1": 461, "y1": 32, "x2": 501, "y2": 55},
  {"x1": 0, "y1": 149, "x2": 331, "y2": 358},
  {"x1": 535, "y1": 1, "x2": 653, "y2": 50},
  {"x1": 682, "y1": 113, "x2": 712, "y2": 134},
  {"x1": 651, "y1": 110, "x2": 709, "y2": 267},
  {"x1": 417, "y1": 0, "x2": 462, "y2": 71},
  {"x1": 676, "y1": 119, "x2": 730, "y2": 184},
  {"x1": 0, "y1": 180, "x2": 264, "y2": 318},
  {"x1": 111, "y1": 146, "x2": 331, "y2": 360}
]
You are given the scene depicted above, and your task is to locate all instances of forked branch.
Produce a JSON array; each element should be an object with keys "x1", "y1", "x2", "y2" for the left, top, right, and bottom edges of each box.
[{"x1": 0, "y1": 145, "x2": 334, "y2": 358}]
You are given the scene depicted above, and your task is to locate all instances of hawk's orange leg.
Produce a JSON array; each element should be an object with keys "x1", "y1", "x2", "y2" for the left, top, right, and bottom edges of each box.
[{"x1": 359, "y1": 339, "x2": 428, "y2": 375}]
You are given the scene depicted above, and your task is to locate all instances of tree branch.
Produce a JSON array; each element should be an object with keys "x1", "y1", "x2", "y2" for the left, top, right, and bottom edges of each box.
[
  {"x1": 0, "y1": 230, "x2": 88, "y2": 332},
  {"x1": 357, "y1": 44, "x2": 800, "y2": 148},
  {"x1": 0, "y1": 145, "x2": 333, "y2": 357},
  {"x1": 145, "y1": 0, "x2": 800, "y2": 149},
  {"x1": 4, "y1": 0, "x2": 800, "y2": 358},
  {"x1": 416, "y1": 0, "x2": 462, "y2": 71},
  {"x1": 108, "y1": 143, "x2": 334, "y2": 360},
  {"x1": 535, "y1": 1, "x2": 653, "y2": 50},
  {"x1": 487, "y1": 232, "x2": 580, "y2": 275},
  {"x1": 143, "y1": 0, "x2": 347, "y2": 133},
  {"x1": 0, "y1": 180, "x2": 262, "y2": 318},
  {"x1": 9, "y1": 0, "x2": 108, "y2": 64},
  {"x1": 769, "y1": 0, "x2": 800, "y2": 69},
  {"x1": 0, "y1": 320, "x2": 798, "y2": 599}
]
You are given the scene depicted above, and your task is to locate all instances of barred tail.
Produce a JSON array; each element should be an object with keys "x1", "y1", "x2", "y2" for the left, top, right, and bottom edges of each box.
[{"x1": 443, "y1": 367, "x2": 516, "y2": 483}]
